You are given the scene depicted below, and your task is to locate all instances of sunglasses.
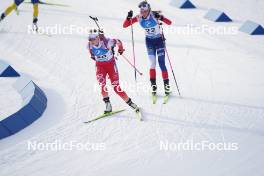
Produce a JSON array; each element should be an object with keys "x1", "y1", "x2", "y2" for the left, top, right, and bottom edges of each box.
[
  {"x1": 139, "y1": 4, "x2": 149, "y2": 11},
  {"x1": 140, "y1": 7, "x2": 149, "y2": 12}
]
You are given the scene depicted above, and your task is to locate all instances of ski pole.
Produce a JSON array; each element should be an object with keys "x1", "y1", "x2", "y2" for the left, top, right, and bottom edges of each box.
[
  {"x1": 159, "y1": 23, "x2": 181, "y2": 96},
  {"x1": 119, "y1": 54, "x2": 143, "y2": 76},
  {"x1": 89, "y1": 16, "x2": 101, "y2": 30},
  {"x1": 129, "y1": 13, "x2": 137, "y2": 82}
]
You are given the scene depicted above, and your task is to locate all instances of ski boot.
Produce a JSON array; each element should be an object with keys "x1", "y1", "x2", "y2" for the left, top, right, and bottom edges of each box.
[
  {"x1": 164, "y1": 79, "x2": 171, "y2": 95},
  {"x1": 32, "y1": 17, "x2": 38, "y2": 31},
  {"x1": 163, "y1": 79, "x2": 171, "y2": 104},
  {"x1": 103, "y1": 97, "x2": 112, "y2": 114},
  {"x1": 0, "y1": 13, "x2": 5, "y2": 23},
  {"x1": 150, "y1": 79, "x2": 158, "y2": 104},
  {"x1": 150, "y1": 78, "x2": 157, "y2": 96},
  {"x1": 126, "y1": 98, "x2": 140, "y2": 113}
]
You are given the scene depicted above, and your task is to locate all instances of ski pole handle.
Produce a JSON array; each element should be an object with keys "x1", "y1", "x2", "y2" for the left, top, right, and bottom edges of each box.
[
  {"x1": 89, "y1": 16, "x2": 98, "y2": 21},
  {"x1": 89, "y1": 16, "x2": 101, "y2": 30}
]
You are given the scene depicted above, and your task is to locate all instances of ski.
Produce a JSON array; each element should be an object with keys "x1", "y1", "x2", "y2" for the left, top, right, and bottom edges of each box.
[
  {"x1": 32, "y1": 24, "x2": 38, "y2": 33},
  {"x1": 152, "y1": 94, "x2": 157, "y2": 104},
  {"x1": 135, "y1": 108, "x2": 143, "y2": 121},
  {"x1": 31, "y1": 27, "x2": 52, "y2": 37},
  {"x1": 84, "y1": 109, "x2": 125, "y2": 124},
  {"x1": 37, "y1": 31, "x2": 52, "y2": 37},
  {"x1": 163, "y1": 94, "x2": 171, "y2": 104},
  {"x1": 15, "y1": 8, "x2": 19, "y2": 16},
  {"x1": 25, "y1": 1, "x2": 70, "y2": 7},
  {"x1": 39, "y1": 1, "x2": 70, "y2": 7}
]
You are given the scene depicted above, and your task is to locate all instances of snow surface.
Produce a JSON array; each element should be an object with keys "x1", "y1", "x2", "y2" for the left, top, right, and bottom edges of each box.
[
  {"x1": 0, "y1": 78, "x2": 21, "y2": 121},
  {"x1": 0, "y1": 0, "x2": 264, "y2": 175}
]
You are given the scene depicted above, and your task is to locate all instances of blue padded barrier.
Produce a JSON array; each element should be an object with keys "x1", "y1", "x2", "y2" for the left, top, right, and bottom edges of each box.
[
  {"x1": 0, "y1": 60, "x2": 20, "y2": 77},
  {"x1": 0, "y1": 76, "x2": 47, "y2": 139},
  {"x1": 0, "y1": 122, "x2": 11, "y2": 139},
  {"x1": 204, "y1": 9, "x2": 232, "y2": 22},
  {"x1": 239, "y1": 20, "x2": 264, "y2": 35},
  {"x1": 170, "y1": 0, "x2": 196, "y2": 9}
]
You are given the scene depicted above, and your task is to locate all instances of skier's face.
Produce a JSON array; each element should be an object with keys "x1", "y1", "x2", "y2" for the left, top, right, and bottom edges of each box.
[
  {"x1": 90, "y1": 37, "x2": 100, "y2": 46},
  {"x1": 140, "y1": 9, "x2": 150, "y2": 18}
]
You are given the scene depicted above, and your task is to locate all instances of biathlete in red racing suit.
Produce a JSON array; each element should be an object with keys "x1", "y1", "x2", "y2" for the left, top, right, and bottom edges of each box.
[{"x1": 88, "y1": 29, "x2": 139, "y2": 114}]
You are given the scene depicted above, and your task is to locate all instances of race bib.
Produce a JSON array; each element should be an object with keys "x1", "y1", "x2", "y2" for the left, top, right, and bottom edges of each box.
[{"x1": 145, "y1": 26, "x2": 160, "y2": 37}]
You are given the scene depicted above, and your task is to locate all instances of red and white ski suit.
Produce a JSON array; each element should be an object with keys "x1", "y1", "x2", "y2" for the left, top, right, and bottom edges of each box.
[{"x1": 88, "y1": 36, "x2": 129, "y2": 101}]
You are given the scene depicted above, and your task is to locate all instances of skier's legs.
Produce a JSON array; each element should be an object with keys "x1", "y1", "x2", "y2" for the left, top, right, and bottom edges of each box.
[
  {"x1": 0, "y1": 2, "x2": 18, "y2": 21},
  {"x1": 103, "y1": 61, "x2": 138, "y2": 111},
  {"x1": 32, "y1": 0, "x2": 39, "y2": 19},
  {"x1": 149, "y1": 54, "x2": 157, "y2": 94},
  {"x1": 146, "y1": 37, "x2": 158, "y2": 94},
  {"x1": 107, "y1": 62, "x2": 129, "y2": 102},
  {"x1": 156, "y1": 37, "x2": 170, "y2": 94},
  {"x1": 0, "y1": 0, "x2": 38, "y2": 23},
  {"x1": 96, "y1": 65, "x2": 109, "y2": 98},
  {"x1": 33, "y1": 3, "x2": 39, "y2": 19},
  {"x1": 146, "y1": 38, "x2": 157, "y2": 79},
  {"x1": 156, "y1": 37, "x2": 169, "y2": 80},
  {"x1": 4, "y1": 4, "x2": 17, "y2": 16},
  {"x1": 157, "y1": 48, "x2": 168, "y2": 80},
  {"x1": 148, "y1": 55, "x2": 156, "y2": 79}
]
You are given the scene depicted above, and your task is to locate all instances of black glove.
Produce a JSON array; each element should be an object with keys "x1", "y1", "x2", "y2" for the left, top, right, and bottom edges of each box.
[
  {"x1": 118, "y1": 49, "x2": 125, "y2": 55},
  {"x1": 127, "y1": 10, "x2": 133, "y2": 20},
  {"x1": 98, "y1": 29, "x2": 104, "y2": 34},
  {"x1": 153, "y1": 11, "x2": 163, "y2": 21}
]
